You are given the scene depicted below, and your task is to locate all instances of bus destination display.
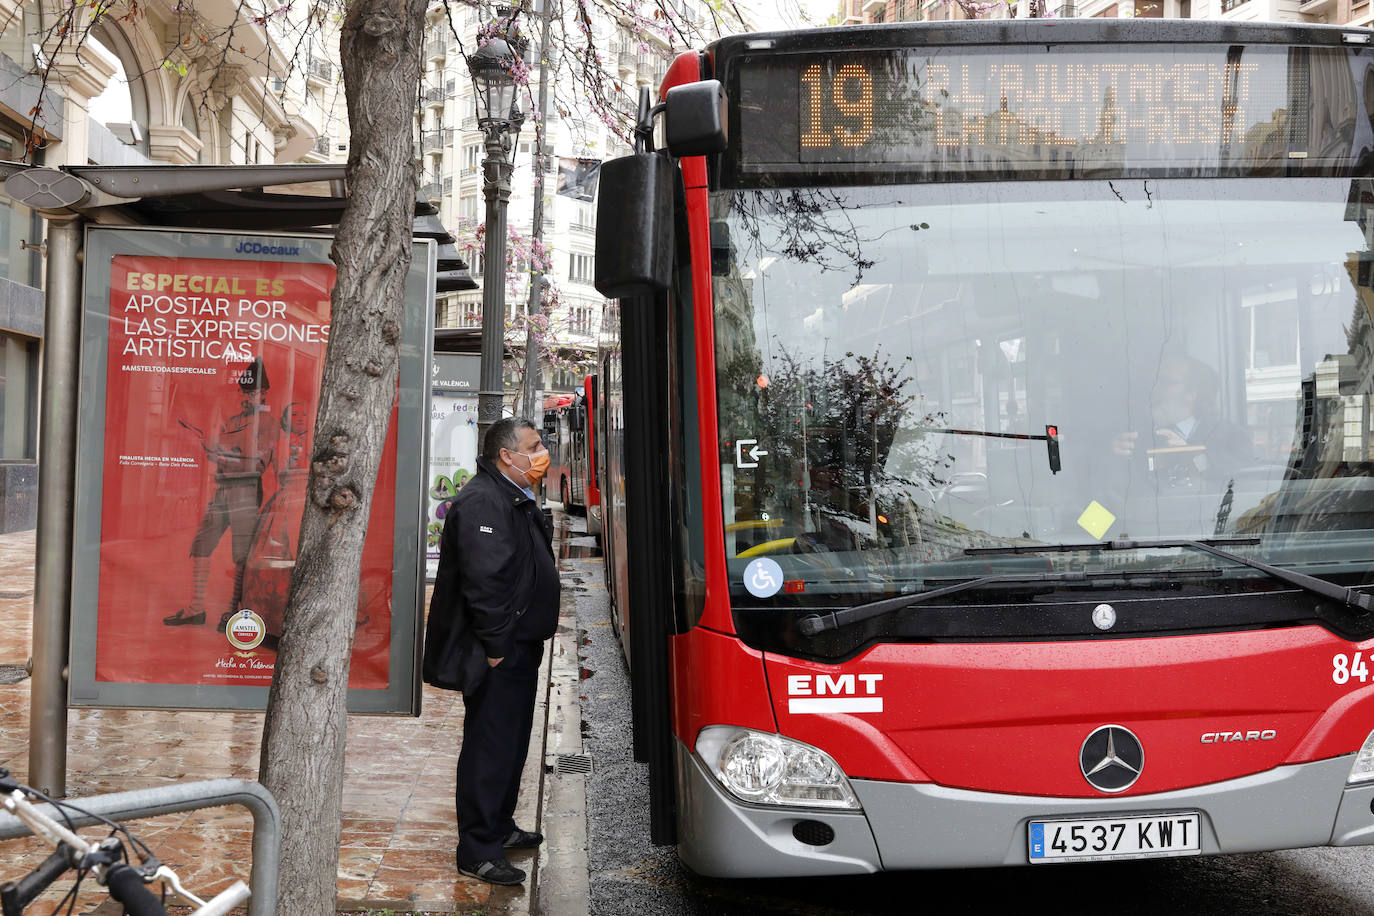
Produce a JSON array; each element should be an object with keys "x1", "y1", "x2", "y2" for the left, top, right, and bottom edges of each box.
[{"x1": 734, "y1": 45, "x2": 1366, "y2": 179}]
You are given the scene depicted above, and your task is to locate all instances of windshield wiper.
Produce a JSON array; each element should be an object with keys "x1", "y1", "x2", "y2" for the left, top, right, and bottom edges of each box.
[
  {"x1": 797, "y1": 536, "x2": 1374, "y2": 638},
  {"x1": 965, "y1": 536, "x2": 1261, "y2": 556},
  {"x1": 1108, "y1": 538, "x2": 1374, "y2": 613},
  {"x1": 971, "y1": 537, "x2": 1374, "y2": 613},
  {"x1": 795, "y1": 566, "x2": 1221, "y2": 636},
  {"x1": 798, "y1": 572, "x2": 1085, "y2": 636}
]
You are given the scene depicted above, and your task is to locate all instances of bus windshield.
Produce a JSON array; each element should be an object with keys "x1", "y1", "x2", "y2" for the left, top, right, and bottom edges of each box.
[{"x1": 712, "y1": 177, "x2": 1374, "y2": 620}]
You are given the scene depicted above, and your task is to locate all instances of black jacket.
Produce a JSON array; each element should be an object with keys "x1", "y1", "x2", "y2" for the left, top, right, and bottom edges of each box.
[{"x1": 422, "y1": 456, "x2": 559, "y2": 693}]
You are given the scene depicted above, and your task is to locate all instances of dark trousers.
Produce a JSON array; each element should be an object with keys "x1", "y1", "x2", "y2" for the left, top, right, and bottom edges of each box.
[{"x1": 456, "y1": 640, "x2": 542, "y2": 865}]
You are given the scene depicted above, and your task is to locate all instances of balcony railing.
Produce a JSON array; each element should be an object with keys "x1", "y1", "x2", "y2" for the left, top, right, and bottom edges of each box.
[
  {"x1": 423, "y1": 86, "x2": 445, "y2": 106},
  {"x1": 313, "y1": 135, "x2": 331, "y2": 157},
  {"x1": 421, "y1": 181, "x2": 443, "y2": 200},
  {"x1": 618, "y1": 49, "x2": 636, "y2": 72},
  {"x1": 422, "y1": 129, "x2": 453, "y2": 154},
  {"x1": 426, "y1": 27, "x2": 450, "y2": 59},
  {"x1": 306, "y1": 56, "x2": 332, "y2": 84}
]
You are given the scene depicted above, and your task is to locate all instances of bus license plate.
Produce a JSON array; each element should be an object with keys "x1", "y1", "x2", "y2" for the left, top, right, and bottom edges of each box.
[{"x1": 1028, "y1": 813, "x2": 1201, "y2": 863}]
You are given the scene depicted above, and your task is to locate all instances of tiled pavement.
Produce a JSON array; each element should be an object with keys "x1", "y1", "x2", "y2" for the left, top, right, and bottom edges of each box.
[{"x1": 0, "y1": 529, "x2": 545, "y2": 915}]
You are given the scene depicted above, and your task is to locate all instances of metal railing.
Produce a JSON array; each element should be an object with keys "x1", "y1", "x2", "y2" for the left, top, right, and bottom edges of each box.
[
  {"x1": 0, "y1": 778, "x2": 279, "y2": 916},
  {"x1": 426, "y1": 28, "x2": 450, "y2": 58},
  {"x1": 424, "y1": 86, "x2": 445, "y2": 106},
  {"x1": 314, "y1": 135, "x2": 332, "y2": 157},
  {"x1": 422, "y1": 129, "x2": 453, "y2": 154},
  {"x1": 306, "y1": 56, "x2": 332, "y2": 83},
  {"x1": 421, "y1": 181, "x2": 443, "y2": 200}
]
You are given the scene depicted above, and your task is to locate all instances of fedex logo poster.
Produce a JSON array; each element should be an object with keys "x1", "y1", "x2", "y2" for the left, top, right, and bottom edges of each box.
[{"x1": 92, "y1": 253, "x2": 397, "y2": 691}]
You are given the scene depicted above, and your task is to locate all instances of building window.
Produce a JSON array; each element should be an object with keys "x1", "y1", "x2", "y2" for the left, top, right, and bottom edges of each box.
[
  {"x1": 455, "y1": 298, "x2": 482, "y2": 328},
  {"x1": 569, "y1": 303, "x2": 597, "y2": 336},
  {"x1": 0, "y1": 129, "x2": 38, "y2": 287},
  {"x1": 87, "y1": 22, "x2": 152, "y2": 156},
  {"x1": 0, "y1": 332, "x2": 38, "y2": 460},
  {"x1": 570, "y1": 202, "x2": 595, "y2": 231},
  {"x1": 568, "y1": 252, "x2": 594, "y2": 284}
]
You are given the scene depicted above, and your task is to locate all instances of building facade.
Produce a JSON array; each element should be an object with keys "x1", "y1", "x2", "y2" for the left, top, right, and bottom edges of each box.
[
  {"x1": 420, "y1": 0, "x2": 749, "y2": 400},
  {"x1": 0, "y1": 0, "x2": 331, "y2": 532}
]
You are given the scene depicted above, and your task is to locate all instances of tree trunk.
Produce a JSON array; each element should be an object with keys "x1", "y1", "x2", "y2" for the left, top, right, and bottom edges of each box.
[{"x1": 258, "y1": 0, "x2": 426, "y2": 911}]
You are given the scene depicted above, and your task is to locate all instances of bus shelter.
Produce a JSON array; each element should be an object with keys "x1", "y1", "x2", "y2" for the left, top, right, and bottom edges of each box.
[{"x1": 2, "y1": 162, "x2": 474, "y2": 796}]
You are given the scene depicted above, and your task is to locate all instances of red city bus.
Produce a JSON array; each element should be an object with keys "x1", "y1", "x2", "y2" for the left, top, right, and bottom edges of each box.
[
  {"x1": 542, "y1": 378, "x2": 601, "y2": 538},
  {"x1": 594, "y1": 19, "x2": 1374, "y2": 877}
]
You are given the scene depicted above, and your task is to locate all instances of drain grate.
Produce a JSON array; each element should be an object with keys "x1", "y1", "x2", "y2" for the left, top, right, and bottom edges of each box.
[
  {"x1": 546, "y1": 752, "x2": 593, "y2": 776},
  {"x1": 0, "y1": 664, "x2": 28, "y2": 685}
]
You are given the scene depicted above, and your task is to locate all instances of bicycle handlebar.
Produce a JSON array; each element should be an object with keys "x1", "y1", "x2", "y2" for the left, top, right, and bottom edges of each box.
[
  {"x1": 104, "y1": 863, "x2": 168, "y2": 916},
  {"x1": 1, "y1": 771, "x2": 249, "y2": 916},
  {"x1": 0, "y1": 849, "x2": 71, "y2": 916}
]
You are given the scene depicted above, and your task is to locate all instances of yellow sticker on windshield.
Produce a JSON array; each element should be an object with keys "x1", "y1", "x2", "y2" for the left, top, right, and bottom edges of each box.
[{"x1": 1077, "y1": 500, "x2": 1117, "y2": 540}]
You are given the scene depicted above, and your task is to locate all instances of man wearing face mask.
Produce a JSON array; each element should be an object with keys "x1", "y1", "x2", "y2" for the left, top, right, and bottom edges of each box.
[{"x1": 423, "y1": 417, "x2": 559, "y2": 887}]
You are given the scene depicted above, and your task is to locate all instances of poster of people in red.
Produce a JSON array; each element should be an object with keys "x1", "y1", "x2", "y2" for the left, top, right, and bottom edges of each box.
[{"x1": 70, "y1": 228, "x2": 433, "y2": 713}]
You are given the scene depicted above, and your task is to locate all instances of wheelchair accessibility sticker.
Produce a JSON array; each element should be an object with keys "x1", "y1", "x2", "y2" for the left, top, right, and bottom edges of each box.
[{"x1": 744, "y1": 558, "x2": 784, "y2": 598}]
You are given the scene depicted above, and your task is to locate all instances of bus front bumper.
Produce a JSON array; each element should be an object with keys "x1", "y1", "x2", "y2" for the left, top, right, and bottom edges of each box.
[{"x1": 674, "y1": 741, "x2": 1374, "y2": 877}]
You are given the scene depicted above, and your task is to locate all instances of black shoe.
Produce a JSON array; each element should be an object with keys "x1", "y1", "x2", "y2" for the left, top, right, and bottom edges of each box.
[
  {"x1": 163, "y1": 609, "x2": 205, "y2": 627},
  {"x1": 457, "y1": 856, "x2": 525, "y2": 886},
  {"x1": 215, "y1": 611, "x2": 234, "y2": 634},
  {"x1": 503, "y1": 827, "x2": 544, "y2": 849}
]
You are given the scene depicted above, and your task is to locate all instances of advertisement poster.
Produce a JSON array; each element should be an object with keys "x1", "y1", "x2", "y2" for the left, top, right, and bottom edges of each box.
[
  {"x1": 427, "y1": 354, "x2": 481, "y2": 578},
  {"x1": 70, "y1": 228, "x2": 433, "y2": 712}
]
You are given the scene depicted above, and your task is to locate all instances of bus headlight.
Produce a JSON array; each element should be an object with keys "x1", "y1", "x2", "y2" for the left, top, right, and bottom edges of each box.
[
  {"x1": 1347, "y1": 730, "x2": 1374, "y2": 785},
  {"x1": 695, "y1": 726, "x2": 861, "y2": 810}
]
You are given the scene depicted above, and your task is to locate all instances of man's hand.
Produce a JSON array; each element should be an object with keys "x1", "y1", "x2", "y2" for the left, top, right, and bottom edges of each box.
[
  {"x1": 1153, "y1": 427, "x2": 1187, "y2": 448},
  {"x1": 487, "y1": 656, "x2": 504, "y2": 668}
]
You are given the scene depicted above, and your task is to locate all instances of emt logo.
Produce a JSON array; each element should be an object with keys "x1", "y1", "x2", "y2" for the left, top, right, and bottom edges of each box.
[{"x1": 787, "y1": 673, "x2": 883, "y2": 714}]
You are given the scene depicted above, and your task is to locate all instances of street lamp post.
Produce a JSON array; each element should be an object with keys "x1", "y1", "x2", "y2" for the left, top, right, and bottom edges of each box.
[{"x1": 468, "y1": 33, "x2": 524, "y2": 448}]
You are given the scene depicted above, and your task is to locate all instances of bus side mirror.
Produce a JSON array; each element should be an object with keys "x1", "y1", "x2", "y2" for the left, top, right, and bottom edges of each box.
[
  {"x1": 594, "y1": 152, "x2": 674, "y2": 298},
  {"x1": 664, "y1": 80, "x2": 727, "y2": 157}
]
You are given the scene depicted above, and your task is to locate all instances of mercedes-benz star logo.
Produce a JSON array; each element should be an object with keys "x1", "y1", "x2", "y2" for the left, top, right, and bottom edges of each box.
[{"x1": 1079, "y1": 725, "x2": 1144, "y2": 793}]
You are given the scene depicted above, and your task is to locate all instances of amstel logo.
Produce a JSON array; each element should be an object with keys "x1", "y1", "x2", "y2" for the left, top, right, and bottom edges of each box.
[{"x1": 226, "y1": 609, "x2": 267, "y2": 652}]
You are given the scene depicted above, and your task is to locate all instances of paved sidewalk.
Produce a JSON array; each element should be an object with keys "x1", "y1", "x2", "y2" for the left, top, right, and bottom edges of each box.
[{"x1": 0, "y1": 527, "x2": 581, "y2": 915}]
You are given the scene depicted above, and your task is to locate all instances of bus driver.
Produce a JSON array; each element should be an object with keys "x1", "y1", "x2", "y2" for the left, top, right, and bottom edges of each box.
[{"x1": 1111, "y1": 354, "x2": 1252, "y2": 487}]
